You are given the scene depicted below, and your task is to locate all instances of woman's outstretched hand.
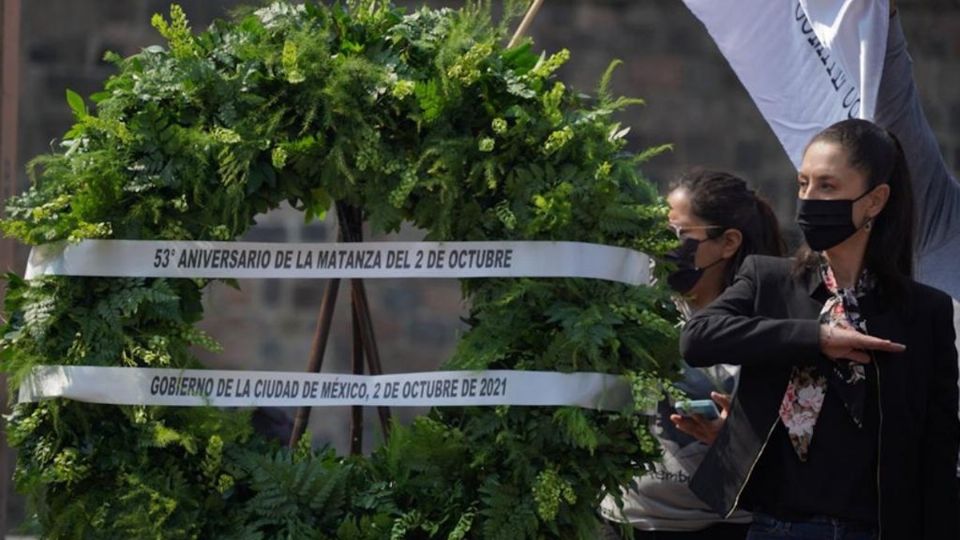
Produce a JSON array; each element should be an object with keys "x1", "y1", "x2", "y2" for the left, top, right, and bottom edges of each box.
[
  {"x1": 819, "y1": 324, "x2": 906, "y2": 364},
  {"x1": 670, "y1": 391, "x2": 731, "y2": 445}
]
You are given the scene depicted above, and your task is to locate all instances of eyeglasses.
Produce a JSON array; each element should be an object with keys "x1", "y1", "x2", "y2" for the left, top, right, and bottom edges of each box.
[{"x1": 667, "y1": 224, "x2": 723, "y2": 240}]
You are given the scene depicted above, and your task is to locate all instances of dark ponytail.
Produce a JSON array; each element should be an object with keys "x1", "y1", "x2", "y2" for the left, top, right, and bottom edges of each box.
[{"x1": 671, "y1": 169, "x2": 786, "y2": 287}]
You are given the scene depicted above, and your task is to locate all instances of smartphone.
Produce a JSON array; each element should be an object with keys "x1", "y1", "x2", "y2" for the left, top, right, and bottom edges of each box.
[{"x1": 674, "y1": 399, "x2": 720, "y2": 420}]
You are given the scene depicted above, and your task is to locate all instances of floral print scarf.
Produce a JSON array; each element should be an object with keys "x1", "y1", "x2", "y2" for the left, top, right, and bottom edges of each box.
[{"x1": 778, "y1": 262, "x2": 873, "y2": 461}]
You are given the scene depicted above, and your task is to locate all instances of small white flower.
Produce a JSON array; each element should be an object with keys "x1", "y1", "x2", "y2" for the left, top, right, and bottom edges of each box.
[{"x1": 796, "y1": 385, "x2": 825, "y2": 409}]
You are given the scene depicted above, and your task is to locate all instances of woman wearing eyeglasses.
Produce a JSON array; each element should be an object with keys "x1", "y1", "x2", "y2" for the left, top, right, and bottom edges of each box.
[
  {"x1": 601, "y1": 169, "x2": 784, "y2": 538},
  {"x1": 682, "y1": 119, "x2": 959, "y2": 539}
]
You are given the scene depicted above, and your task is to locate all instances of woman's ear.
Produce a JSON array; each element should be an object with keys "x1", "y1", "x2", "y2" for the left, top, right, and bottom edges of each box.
[
  {"x1": 865, "y1": 184, "x2": 891, "y2": 220},
  {"x1": 721, "y1": 229, "x2": 743, "y2": 259}
]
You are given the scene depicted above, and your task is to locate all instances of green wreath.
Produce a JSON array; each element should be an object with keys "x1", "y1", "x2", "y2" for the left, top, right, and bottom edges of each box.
[{"x1": 1, "y1": 2, "x2": 681, "y2": 538}]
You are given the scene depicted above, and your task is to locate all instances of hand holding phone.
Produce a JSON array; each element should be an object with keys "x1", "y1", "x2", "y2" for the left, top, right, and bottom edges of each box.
[
  {"x1": 674, "y1": 399, "x2": 720, "y2": 420},
  {"x1": 670, "y1": 392, "x2": 731, "y2": 445}
]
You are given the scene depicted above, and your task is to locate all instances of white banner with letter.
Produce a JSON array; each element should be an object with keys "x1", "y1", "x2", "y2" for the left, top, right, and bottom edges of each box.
[
  {"x1": 25, "y1": 240, "x2": 651, "y2": 286},
  {"x1": 18, "y1": 366, "x2": 634, "y2": 411},
  {"x1": 681, "y1": 0, "x2": 888, "y2": 167}
]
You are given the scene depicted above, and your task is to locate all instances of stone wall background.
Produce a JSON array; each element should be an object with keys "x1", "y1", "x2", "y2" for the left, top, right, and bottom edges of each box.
[{"x1": 4, "y1": 0, "x2": 959, "y2": 531}]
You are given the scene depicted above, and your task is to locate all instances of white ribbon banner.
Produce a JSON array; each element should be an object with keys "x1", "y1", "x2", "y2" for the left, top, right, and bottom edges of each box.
[
  {"x1": 25, "y1": 240, "x2": 651, "y2": 285},
  {"x1": 18, "y1": 366, "x2": 633, "y2": 411}
]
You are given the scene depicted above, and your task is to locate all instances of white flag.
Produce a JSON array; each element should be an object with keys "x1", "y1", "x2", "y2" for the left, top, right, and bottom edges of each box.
[{"x1": 681, "y1": 0, "x2": 889, "y2": 168}]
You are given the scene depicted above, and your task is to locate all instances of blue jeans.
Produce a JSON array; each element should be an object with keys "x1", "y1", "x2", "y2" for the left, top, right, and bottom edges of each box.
[{"x1": 746, "y1": 513, "x2": 877, "y2": 540}]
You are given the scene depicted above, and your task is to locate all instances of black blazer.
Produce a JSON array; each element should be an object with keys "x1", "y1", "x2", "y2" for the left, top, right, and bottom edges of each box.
[{"x1": 680, "y1": 255, "x2": 958, "y2": 539}]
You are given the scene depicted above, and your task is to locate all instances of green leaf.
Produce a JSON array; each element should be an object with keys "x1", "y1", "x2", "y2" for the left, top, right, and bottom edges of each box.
[{"x1": 65, "y1": 89, "x2": 87, "y2": 118}]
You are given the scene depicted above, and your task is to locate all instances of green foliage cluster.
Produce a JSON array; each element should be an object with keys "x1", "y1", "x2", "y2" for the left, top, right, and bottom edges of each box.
[{"x1": 1, "y1": 1, "x2": 682, "y2": 537}]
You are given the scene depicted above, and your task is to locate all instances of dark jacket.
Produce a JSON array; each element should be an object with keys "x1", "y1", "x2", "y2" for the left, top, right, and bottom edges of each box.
[{"x1": 680, "y1": 255, "x2": 959, "y2": 539}]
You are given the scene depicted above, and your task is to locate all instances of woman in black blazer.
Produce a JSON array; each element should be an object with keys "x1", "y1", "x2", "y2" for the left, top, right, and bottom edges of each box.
[{"x1": 680, "y1": 119, "x2": 959, "y2": 539}]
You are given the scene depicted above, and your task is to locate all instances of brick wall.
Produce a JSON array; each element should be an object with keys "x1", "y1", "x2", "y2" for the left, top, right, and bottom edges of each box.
[{"x1": 8, "y1": 0, "x2": 960, "y2": 476}]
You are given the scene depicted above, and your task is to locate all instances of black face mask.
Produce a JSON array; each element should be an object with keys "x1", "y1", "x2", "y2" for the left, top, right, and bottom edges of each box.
[
  {"x1": 796, "y1": 188, "x2": 874, "y2": 252},
  {"x1": 664, "y1": 237, "x2": 725, "y2": 294}
]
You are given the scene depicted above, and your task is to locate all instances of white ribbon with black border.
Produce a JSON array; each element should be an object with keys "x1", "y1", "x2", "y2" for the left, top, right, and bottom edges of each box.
[
  {"x1": 18, "y1": 366, "x2": 634, "y2": 411},
  {"x1": 24, "y1": 240, "x2": 651, "y2": 285}
]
